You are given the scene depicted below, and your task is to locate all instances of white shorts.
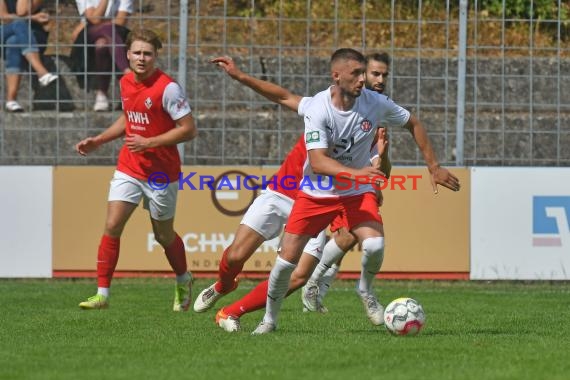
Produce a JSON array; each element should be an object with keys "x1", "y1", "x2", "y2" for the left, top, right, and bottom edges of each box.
[
  {"x1": 242, "y1": 190, "x2": 327, "y2": 257},
  {"x1": 108, "y1": 170, "x2": 178, "y2": 221},
  {"x1": 302, "y1": 230, "x2": 327, "y2": 260},
  {"x1": 241, "y1": 190, "x2": 293, "y2": 240}
]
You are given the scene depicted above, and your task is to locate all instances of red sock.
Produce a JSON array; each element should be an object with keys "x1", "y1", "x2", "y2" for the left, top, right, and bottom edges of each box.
[
  {"x1": 97, "y1": 235, "x2": 120, "y2": 288},
  {"x1": 164, "y1": 234, "x2": 187, "y2": 276},
  {"x1": 224, "y1": 280, "x2": 269, "y2": 317},
  {"x1": 215, "y1": 246, "x2": 243, "y2": 293}
]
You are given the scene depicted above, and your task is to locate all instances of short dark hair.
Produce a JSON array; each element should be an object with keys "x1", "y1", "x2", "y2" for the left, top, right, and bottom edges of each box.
[
  {"x1": 126, "y1": 28, "x2": 163, "y2": 51},
  {"x1": 365, "y1": 52, "x2": 391, "y2": 67},
  {"x1": 330, "y1": 48, "x2": 366, "y2": 66}
]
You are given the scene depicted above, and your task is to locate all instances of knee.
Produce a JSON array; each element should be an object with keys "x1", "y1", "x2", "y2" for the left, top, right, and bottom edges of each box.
[
  {"x1": 362, "y1": 237, "x2": 385, "y2": 257},
  {"x1": 334, "y1": 228, "x2": 357, "y2": 251},
  {"x1": 225, "y1": 244, "x2": 250, "y2": 266},
  {"x1": 103, "y1": 222, "x2": 124, "y2": 238},
  {"x1": 153, "y1": 231, "x2": 175, "y2": 247},
  {"x1": 103, "y1": 217, "x2": 128, "y2": 238}
]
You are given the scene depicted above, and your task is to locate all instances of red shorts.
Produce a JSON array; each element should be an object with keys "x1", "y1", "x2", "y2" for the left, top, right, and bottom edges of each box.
[{"x1": 285, "y1": 192, "x2": 383, "y2": 237}]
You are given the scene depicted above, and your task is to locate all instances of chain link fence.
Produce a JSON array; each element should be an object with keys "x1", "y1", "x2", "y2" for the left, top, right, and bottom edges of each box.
[{"x1": 1, "y1": 0, "x2": 568, "y2": 166}]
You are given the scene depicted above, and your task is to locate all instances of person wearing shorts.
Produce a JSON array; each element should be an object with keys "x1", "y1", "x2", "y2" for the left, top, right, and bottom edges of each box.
[
  {"x1": 74, "y1": 28, "x2": 198, "y2": 312},
  {"x1": 251, "y1": 48, "x2": 460, "y2": 334},
  {"x1": 196, "y1": 55, "x2": 390, "y2": 332}
]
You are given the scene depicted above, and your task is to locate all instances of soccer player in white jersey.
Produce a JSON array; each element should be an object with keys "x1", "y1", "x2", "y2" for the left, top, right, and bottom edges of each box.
[
  {"x1": 191, "y1": 56, "x2": 389, "y2": 332},
  {"x1": 301, "y1": 52, "x2": 394, "y2": 317},
  {"x1": 252, "y1": 48, "x2": 460, "y2": 334},
  {"x1": 204, "y1": 55, "x2": 391, "y2": 330}
]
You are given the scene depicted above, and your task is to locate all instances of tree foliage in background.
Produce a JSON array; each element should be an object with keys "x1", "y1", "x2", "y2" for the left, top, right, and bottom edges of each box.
[{"x1": 479, "y1": 0, "x2": 568, "y2": 21}]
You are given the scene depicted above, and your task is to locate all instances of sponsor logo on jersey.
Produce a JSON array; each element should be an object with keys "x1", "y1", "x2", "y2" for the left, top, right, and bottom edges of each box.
[{"x1": 306, "y1": 131, "x2": 320, "y2": 143}]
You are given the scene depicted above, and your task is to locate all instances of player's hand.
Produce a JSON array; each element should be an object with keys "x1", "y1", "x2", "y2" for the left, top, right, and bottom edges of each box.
[
  {"x1": 125, "y1": 134, "x2": 151, "y2": 153},
  {"x1": 429, "y1": 165, "x2": 460, "y2": 193},
  {"x1": 75, "y1": 137, "x2": 100, "y2": 156},
  {"x1": 211, "y1": 56, "x2": 242, "y2": 80},
  {"x1": 377, "y1": 127, "x2": 389, "y2": 157}
]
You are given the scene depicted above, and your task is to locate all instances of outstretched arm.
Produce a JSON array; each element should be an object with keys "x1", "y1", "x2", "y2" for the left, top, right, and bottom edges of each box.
[
  {"x1": 212, "y1": 56, "x2": 303, "y2": 112},
  {"x1": 404, "y1": 115, "x2": 460, "y2": 193},
  {"x1": 75, "y1": 114, "x2": 127, "y2": 156}
]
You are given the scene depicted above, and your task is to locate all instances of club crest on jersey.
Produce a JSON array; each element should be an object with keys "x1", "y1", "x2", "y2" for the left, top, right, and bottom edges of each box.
[
  {"x1": 361, "y1": 119, "x2": 372, "y2": 132},
  {"x1": 144, "y1": 97, "x2": 153, "y2": 109},
  {"x1": 176, "y1": 99, "x2": 187, "y2": 111},
  {"x1": 306, "y1": 131, "x2": 320, "y2": 143}
]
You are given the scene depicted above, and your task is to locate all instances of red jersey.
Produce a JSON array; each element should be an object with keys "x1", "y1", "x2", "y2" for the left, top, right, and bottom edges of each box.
[
  {"x1": 267, "y1": 135, "x2": 307, "y2": 201},
  {"x1": 117, "y1": 69, "x2": 191, "y2": 182}
]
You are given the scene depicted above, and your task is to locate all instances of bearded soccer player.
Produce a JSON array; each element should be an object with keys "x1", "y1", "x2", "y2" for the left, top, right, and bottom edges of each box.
[
  {"x1": 74, "y1": 28, "x2": 198, "y2": 311},
  {"x1": 251, "y1": 48, "x2": 459, "y2": 334},
  {"x1": 192, "y1": 56, "x2": 390, "y2": 332}
]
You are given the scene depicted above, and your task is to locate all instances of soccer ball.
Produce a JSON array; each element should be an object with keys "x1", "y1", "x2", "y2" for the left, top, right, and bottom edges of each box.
[{"x1": 383, "y1": 297, "x2": 426, "y2": 336}]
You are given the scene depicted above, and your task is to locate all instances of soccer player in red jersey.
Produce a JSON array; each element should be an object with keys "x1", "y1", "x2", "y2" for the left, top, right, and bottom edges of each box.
[{"x1": 74, "y1": 28, "x2": 198, "y2": 311}]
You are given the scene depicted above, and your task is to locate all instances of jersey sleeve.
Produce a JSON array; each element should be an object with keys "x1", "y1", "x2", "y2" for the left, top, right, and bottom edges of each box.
[
  {"x1": 303, "y1": 102, "x2": 329, "y2": 151},
  {"x1": 162, "y1": 82, "x2": 192, "y2": 121},
  {"x1": 297, "y1": 96, "x2": 312, "y2": 117},
  {"x1": 378, "y1": 95, "x2": 411, "y2": 129}
]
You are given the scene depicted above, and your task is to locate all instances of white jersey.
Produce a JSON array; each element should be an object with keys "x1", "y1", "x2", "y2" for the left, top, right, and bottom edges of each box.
[{"x1": 302, "y1": 87, "x2": 410, "y2": 197}]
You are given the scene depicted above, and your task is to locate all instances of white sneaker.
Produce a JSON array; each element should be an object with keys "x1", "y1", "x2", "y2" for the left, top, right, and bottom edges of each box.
[
  {"x1": 193, "y1": 280, "x2": 237, "y2": 313},
  {"x1": 301, "y1": 281, "x2": 319, "y2": 312},
  {"x1": 5, "y1": 101, "x2": 24, "y2": 112},
  {"x1": 38, "y1": 73, "x2": 58, "y2": 87},
  {"x1": 215, "y1": 309, "x2": 240, "y2": 332},
  {"x1": 93, "y1": 93, "x2": 109, "y2": 112},
  {"x1": 358, "y1": 291, "x2": 384, "y2": 326},
  {"x1": 251, "y1": 321, "x2": 276, "y2": 335}
]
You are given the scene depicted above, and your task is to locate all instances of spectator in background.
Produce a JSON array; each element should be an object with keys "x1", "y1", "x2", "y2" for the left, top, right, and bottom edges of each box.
[
  {"x1": 0, "y1": 0, "x2": 58, "y2": 112},
  {"x1": 9, "y1": 0, "x2": 49, "y2": 54},
  {"x1": 72, "y1": 0, "x2": 133, "y2": 111}
]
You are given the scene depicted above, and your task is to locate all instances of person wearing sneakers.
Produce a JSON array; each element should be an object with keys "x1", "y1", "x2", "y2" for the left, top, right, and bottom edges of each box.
[
  {"x1": 75, "y1": 0, "x2": 133, "y2": 111},
  {"x1": 74, "y1": 28, "x2": 197, "y2": 311},
  {"x1": 0, "y1": 0, "x2": 58, "y2": 112},
  {"x1": 251, "y1": 48, "x2": 460, "y2": 335},
  {"x1": 213, "y1": 128, "x2": 390, "y2": 333},
  {"x1": 193, "y1": 55, "x2": 390, "y2": 332},
  {"x1": 301, "y1": 52, "x2": 394, "y2": 317}
]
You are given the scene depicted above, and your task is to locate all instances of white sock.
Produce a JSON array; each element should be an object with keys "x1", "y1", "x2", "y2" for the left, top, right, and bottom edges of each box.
[
  {"x1": 358, "y1": 237, "x2": 385, "y2": 294},
  {"x1": 309, "y1": 238, "x2": 345, "y2": 284},
  {"x1": 263, "y1": 256, "x2": 297, "y2": 325},
  {"x1": 176, "y1": 272, "x2": 191, "y2": 284},
  {"x1": 319, "y1": 263, "x2": 339, "y2": 299},
  {"x1": 97, "y1": 287, "x2": 110, "y2": 297}
]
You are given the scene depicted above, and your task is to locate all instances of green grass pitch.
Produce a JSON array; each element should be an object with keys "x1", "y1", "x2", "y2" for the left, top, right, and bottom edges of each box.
[{"x1": 1, "y1": 278, "x2": 569, "y2": 380}]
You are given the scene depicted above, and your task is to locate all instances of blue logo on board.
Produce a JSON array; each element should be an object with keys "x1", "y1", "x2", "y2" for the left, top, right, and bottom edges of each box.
[{"x1": 532, "y1": 196, "x2": 570, "y2": 247}]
